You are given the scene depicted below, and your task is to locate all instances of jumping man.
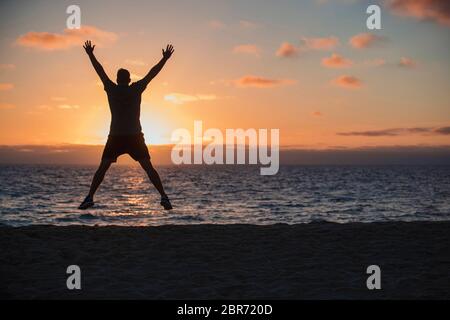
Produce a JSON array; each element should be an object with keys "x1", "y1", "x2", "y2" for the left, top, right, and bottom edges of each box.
[{"x1": 79, "y1": 40, "x2": 174, "y2": 210}]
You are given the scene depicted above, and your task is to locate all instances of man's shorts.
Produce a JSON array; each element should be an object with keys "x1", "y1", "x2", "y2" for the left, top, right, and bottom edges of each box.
[{"x1": 101, "y1": 133, "x2": 150, "y2": 162}]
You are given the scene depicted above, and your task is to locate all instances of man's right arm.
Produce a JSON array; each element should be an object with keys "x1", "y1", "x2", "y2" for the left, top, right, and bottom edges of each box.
[{"x1": 83, "y1": 40, "x2": 113, "y2": 87}]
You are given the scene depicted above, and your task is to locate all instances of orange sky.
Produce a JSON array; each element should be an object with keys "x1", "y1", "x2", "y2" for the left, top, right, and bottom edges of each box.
[{"x1": 0, "y1": 0, "x2": 449, "y2": 149}]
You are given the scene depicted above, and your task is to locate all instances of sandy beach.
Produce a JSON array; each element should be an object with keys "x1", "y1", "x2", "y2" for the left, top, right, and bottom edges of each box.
[{"x1": 1, "y1": 221, "x2": 449, "y2": 299}]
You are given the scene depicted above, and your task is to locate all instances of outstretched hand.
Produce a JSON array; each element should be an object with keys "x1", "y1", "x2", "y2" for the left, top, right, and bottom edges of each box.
[
  {"x1": 83, "y1": 40, "x2": 95, "y2": 55},
  {"x1": 162, "y1": 44, "x2": 174, "y2": 60}
]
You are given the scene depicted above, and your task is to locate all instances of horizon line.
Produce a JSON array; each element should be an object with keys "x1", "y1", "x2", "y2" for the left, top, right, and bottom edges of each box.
[{"x1": 1, "y1": 143, "x2": 450, "y2": 151}]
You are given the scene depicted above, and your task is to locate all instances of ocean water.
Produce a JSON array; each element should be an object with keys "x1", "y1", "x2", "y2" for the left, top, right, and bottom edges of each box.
[{"x1": 0, "y1": 165, "x2": 449, "y2": 226}]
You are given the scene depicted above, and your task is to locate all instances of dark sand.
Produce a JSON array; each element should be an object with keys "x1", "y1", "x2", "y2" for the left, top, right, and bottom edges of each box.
[{"x1": 1, "y1": 222, "x2": 449, "y2": 299}]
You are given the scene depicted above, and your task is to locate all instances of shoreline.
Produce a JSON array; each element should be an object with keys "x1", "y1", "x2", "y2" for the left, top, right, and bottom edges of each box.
[{"x1": 1, "y1": 221, "x2": 449, "y2": 299}]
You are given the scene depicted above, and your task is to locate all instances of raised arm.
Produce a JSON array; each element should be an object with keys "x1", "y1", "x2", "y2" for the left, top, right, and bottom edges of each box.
[
  {"x1": 137, "y1": 44, "x2": 174, "y2": 87},
  {"x1": 83, "y1": 40, "x2": 113, "y2": 86}
]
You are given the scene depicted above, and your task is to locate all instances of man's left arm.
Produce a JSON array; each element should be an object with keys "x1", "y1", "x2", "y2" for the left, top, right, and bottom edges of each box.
[{"x1": 137, "y1": 44, "x2": 174, "y2": 88}]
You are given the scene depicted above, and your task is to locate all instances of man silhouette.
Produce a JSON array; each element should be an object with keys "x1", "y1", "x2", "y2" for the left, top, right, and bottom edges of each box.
[{"x1": 79, "y1": 40, "x2": 174, "y2": 210}]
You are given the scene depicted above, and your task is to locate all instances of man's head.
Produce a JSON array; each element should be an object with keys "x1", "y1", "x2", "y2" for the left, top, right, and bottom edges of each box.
[{"x1": 117, "y1": 68, "x2": 131, "y2": 85}]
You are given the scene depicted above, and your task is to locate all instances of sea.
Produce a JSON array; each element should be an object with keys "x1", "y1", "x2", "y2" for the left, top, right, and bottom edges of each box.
[{"x1": 0, "y1": 165, "x2": 449, "y2": 226}]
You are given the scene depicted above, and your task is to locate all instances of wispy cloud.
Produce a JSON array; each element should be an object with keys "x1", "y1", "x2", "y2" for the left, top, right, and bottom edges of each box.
[
  {"x1": 337, "y1": 126, "x2": 450, "y2": 136},
  {"x1": 435, "y1": 127, "x2": 450, "y2": 135},
  {"x1": 0, "y1": 83, "x2": 14, "y2": 91},
  {"x1": 16, "y1": 25, "x2": 118, "y2": 51},
  {"x1": 301, "y1": 36, "x2": 340, "y2": 50},
  {"x1": 208, "y1": 20, "x2": 226, "y2": 29},
  {"x1": 276, "y1": 42, "x2": 299, "y2": 58},
  {"x1": 398, "y1": 56, "x2": 417, "y2": 68},
  {"x1": 164, "y1": 93, "x2": 218, "y2": 105},
  {"x1": 276, "y1": 37, "x2": 339, "y2": 58},
  {"x1": 321, "y1": 53, "x2": 352, "y2": 68},
  {"x1": 58, "y1": 104, "x2": 80, "y2": 110},
  {"x1": 0, "y1": 103, "x2": 15, "y2": 110},
  {"x1": 311, "y1": 111, "x2": 323, "y2": 117},
  {"x1": 235, "y1": 75, "x2": 296, "y2": 88},
  {"x1": 386, "y1": 0, "x2": 450, "y2": 27},
  {"x1": 0, "y1": 64, "x2": 15, "y2": 70},
  {"x1": 233, "y1": 44, "x2": 261, "y2": 57},
  {"x1": 332, "y1": 75, "x2": 363, "y2": 89},
  {"x1": 349, "y1": 33, "x2": 386, "y2": 49}
]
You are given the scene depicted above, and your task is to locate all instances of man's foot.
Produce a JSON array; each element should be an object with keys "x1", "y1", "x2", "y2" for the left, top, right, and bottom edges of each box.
[
  {"x1": 160, "y1": 196, "x2": 173, "y2": 210},
  {"x1": 78, "y1": 196, "x2": 94, "y2": 210}
]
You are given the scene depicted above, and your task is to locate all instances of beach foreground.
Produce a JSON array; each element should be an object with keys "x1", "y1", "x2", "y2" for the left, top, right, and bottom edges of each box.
[{"x1": 1, "y1": 222, "x2": 449, "y2": 299}]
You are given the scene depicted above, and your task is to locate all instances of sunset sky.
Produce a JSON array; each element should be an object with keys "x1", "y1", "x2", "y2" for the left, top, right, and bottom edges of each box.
[{"x1": 0, "y1": 0, "x2": 449, "y2": 150}]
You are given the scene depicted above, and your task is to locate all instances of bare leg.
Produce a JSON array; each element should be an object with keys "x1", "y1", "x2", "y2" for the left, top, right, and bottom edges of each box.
[
  {"x1": 87, "y1": 160, "x2": 112, "y2": 198},
  {"x1": 138, "y1": 159, "x2": 167, "y2": 197}
]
